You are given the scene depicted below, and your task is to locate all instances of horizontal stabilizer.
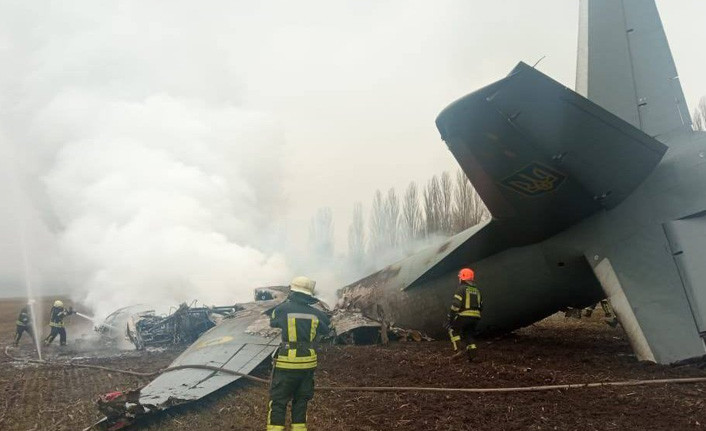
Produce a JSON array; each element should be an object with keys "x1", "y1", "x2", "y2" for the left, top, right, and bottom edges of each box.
[{"x1": 436, "y1": 62, "x2": 667, "y2": 244}]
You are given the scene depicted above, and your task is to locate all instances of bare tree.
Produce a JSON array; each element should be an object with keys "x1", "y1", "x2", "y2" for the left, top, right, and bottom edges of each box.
[
  {"x1": 401, "y1": 182, "x2": 423, "y2": 244},
  {"x1": 423, "y1": 175, "x2": 442, "y2": 237},
  {"x1": 439, "y1": 171, "x2": 454, "y2": 234},
  {"x1": 452, "y1": 169, "x2": 490, "y2": 232},
  {"x1": 347, "y1": 202, "x2": 365, "y2": 270},
  {"x1": 452, "y1": 169, "x2": 474, "y2": 232},
  {"x1": 383, "y1": 188, "x2": 400, "y2": 248},
  {"x1": 472, "y1": 186, "x2": 490, "y2": 225},
  {"x1": 309, "y1": 207, "x2": 334, "y2": 257},
  {"x1": 368, "y1": 190, "x2": 386, "y2": 253},
  {"x1": 693, "y1": 96, "x2": 706, "y2": 132}
]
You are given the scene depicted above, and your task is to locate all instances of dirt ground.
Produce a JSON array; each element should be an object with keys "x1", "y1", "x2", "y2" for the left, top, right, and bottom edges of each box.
[{"x1": 1, "y1": 298, "x2": 705, "y2": 431}]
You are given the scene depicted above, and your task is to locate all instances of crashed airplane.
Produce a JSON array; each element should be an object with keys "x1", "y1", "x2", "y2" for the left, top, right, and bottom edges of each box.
[
  {"x1": 342, "y1": 0, "x2": 706, "y2": 365},
  {"x1": 87, "y1": 0, "x2": 704, "y2": 428}
]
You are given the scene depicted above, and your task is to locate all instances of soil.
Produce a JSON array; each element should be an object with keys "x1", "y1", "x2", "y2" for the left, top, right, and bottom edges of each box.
[{"x1": 0, "y1": 297, "x2": 705, "y2": 431}]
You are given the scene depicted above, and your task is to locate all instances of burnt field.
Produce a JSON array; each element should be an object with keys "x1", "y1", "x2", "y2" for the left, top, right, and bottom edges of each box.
[{"x1": 1, "y1": 298, "x2": 705, "y2": 431}]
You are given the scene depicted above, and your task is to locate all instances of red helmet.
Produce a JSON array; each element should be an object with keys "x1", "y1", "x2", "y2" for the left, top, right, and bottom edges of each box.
[{"x1": 458, "y1": 268, "x2": 475, "y2": 282}]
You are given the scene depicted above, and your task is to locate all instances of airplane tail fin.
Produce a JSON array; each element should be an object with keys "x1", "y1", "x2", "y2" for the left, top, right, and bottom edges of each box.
[{"x1": 576, "y1": 0, "x2": 692, "y2": 139}]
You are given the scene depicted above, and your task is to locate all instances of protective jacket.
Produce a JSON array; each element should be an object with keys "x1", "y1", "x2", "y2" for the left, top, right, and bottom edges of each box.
[
  {"x1": 49, "y1": 306, "x2": 71, "y2": 328},
  {"x1": 449, "y1": 281, "x2": 482, "y2": 319},
  {"x1": 270, "y1": 292, "x2": 330, "y2": 370},
  {"x1": 16, "y1": 307, "x2": 31, "y2": 327}
]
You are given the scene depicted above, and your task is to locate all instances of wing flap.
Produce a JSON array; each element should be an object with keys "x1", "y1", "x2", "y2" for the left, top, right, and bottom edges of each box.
[
  {"x1": 139, "y1": 303, "x2": 280, "y2": 406},
  {"x1": 342, "y1": 219, "x2": 508, "y2": 293}
]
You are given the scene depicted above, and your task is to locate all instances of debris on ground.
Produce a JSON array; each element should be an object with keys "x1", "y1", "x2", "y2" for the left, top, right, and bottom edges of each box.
[
  {"x1": 2, "y1": 297, "x2": 706, "y2": 431},
  {"x1": 84, "y1": 284, "x2": 434, "y2": 429},
  {"x1": 331, "y1": 309, "x2": 432, "y2": 344},
  {"x1": 96, "y1": 302, "x2": 241, "y2": 350}
]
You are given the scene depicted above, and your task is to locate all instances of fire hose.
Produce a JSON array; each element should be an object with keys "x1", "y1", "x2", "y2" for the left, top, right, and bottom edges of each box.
[{"x1": 6, "y1": 345, "x2": 706, "y2": 394}]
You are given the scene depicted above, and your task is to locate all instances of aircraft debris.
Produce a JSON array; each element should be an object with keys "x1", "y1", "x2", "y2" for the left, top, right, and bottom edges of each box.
[
  {"x1": 88, "y1": 296, "x2": 282, "y2": 430},
  {"x1": 126, "y1": 303, "x2": 239, "y2": 350},
  {"x1": 87, "y1": 285, "x2": 429, "y2": 429},
  {"x1": 331, "y1": 309, "x2": 382, "y2": 344},
  {"x1": 88, "y1": 287, "x2": 321, "y2": 429},
  {"x1": 96, "y1": 303, "x2": 241, "y2": 350},
  {"x1": 332, "y1": 301, "x2": 432, "y2": 345},
  {"x1": 94, "y1": 390, "x2": 144, "y2": 430}
]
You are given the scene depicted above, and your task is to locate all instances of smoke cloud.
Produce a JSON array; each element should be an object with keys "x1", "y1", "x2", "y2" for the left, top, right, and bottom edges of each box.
[
  {"x1": 0, "y1": 1, "x2": 295, "y2": 317},
  {"x1": 1, "y1": 0, "x2": 702, "y2": 315},
  {"x1": 42, "y1": 93, "x2": 289, "y2": 317}
]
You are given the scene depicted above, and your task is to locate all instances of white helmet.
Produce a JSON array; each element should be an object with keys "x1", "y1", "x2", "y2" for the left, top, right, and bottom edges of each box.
[
  {"x1": 290, "y1": 276, "x2": 316, "y2": 297},
  {"x1": 53, "y1": 300, "x2": 64, "y2": 308}
]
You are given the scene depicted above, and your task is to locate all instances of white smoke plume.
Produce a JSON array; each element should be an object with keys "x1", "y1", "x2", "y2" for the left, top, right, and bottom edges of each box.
[
  {"x1": 41, "y1": 93, "x2": 289, "y2": 318},
  {"x1": 0, "y1": 1, "x2": 295, "y2": 318},
  {"x1": 13, "y1": 0, "x2": 703, "y2": 314}
]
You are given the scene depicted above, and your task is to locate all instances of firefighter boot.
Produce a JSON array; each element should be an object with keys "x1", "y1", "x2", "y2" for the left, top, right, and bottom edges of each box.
[{"x1": 466, "y1": 344, "x2": 477, "y2": 362}]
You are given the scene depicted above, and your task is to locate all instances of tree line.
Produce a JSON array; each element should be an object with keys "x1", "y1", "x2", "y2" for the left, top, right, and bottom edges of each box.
[
  {"x1": 309, "y1": 94, "x2": 704, "y2": 276},
  {"x1": 308, "y1": 168, "x2": 489, "y2": 274},
  {"x1": 346, "y1": 168, "x2": 489, "y2": 272}
]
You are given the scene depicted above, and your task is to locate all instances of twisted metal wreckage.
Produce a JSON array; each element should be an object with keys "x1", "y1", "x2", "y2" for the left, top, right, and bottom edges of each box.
[
  {"x1": 87, "y1": 286, "x2": 423, "y2": 430},
  {"x1": 97, "y1": 303, "x2": 240, "y2": 350}
]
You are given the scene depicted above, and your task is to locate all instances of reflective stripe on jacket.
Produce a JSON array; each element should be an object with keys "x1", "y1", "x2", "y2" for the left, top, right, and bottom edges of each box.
[
  {"x1": 49, "y1": 306, "x2": 69, "y2": 328},
  {"x1": 16, "y1": 307, "x2": 30, "y2": 327},
  {"x1": 270, "y1": 293, "x2": 331, "y2": 370},
  {"x1": 449, "y1": 282, "x2": 482, "y2": 319}
]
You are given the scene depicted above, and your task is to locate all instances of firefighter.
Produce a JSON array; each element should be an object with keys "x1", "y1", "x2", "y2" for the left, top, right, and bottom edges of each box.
[
  {"x1": 44, "y1": 300, "x2": 74, "y2": 346},
  {"x1": 266, "y1": 276, "x2": 331, "y2": 431},
  {"x1": 447, "y1": 268, "x2": 482, "y2": 362},
  {"x1": 13, "y1": 300, "x2": 36, "y2": 347}
]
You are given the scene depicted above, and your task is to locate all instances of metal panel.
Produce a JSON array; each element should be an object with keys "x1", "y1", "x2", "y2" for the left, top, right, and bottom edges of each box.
[
  {"x1": 139, "y1": 302, "x2": 280, "y2": 407},
  {"x1": 195, "y1": 344, "x2": 277, "y2": 391},
  {"x1": 493, "y1": 62, "x2": 667, "y2": 209},
  {"x1": 595, "y1": 225, "x2": 706, "y2": 363},
  {"x1": 577, "y1": 0, "x2": 691, "y2": 138},
  {"x1": 664, "y1": 212, "x2": 706, "y2": 336},
  {"x1": 341, "y1": 226, "x2": 603, "y2": 340},
  {"x1": 346, "y1": 219, "x2": 500, "y2": 294}
]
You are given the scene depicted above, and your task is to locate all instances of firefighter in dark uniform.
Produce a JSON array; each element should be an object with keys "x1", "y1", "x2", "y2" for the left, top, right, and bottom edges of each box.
[
  {"x1": 447, "y1": 268, "x2": 482, "y2": 362},
  {"x1": 266, "y1": 276, "x2": 331, "y2": 431},
  {"x1": 13, "y1": 300, "x2": 36, "y2": 347},
  {"x1": 44, "y1": 300, "x2": 74, "y2": 346}
]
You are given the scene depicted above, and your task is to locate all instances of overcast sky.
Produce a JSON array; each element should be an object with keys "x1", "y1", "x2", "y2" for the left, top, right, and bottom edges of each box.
[{"x1": 0, "y1": 0, "x2": 704, "y2": 300}]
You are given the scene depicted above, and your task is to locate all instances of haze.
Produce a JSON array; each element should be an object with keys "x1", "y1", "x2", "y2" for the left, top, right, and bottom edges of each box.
[{"x1": 0, "y1": 1, "x2": 703, "y2": 311}]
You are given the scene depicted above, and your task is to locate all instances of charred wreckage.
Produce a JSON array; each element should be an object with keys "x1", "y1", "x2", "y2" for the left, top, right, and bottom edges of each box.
[
  {"x1": 96, "y1": 303, "x2": 241, "y2": 350},
  {"x1": 87, "y1": 286, "x2": 421, "y2": 430}
]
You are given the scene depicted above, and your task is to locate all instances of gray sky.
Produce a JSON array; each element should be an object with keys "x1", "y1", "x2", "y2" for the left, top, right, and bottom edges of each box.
[
  {"x1": 257, "y1": 0, "x2": 706, "y2": 247},
  {"x1": 0, "y1": 0, "x2": 704, "y2": 300}
]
